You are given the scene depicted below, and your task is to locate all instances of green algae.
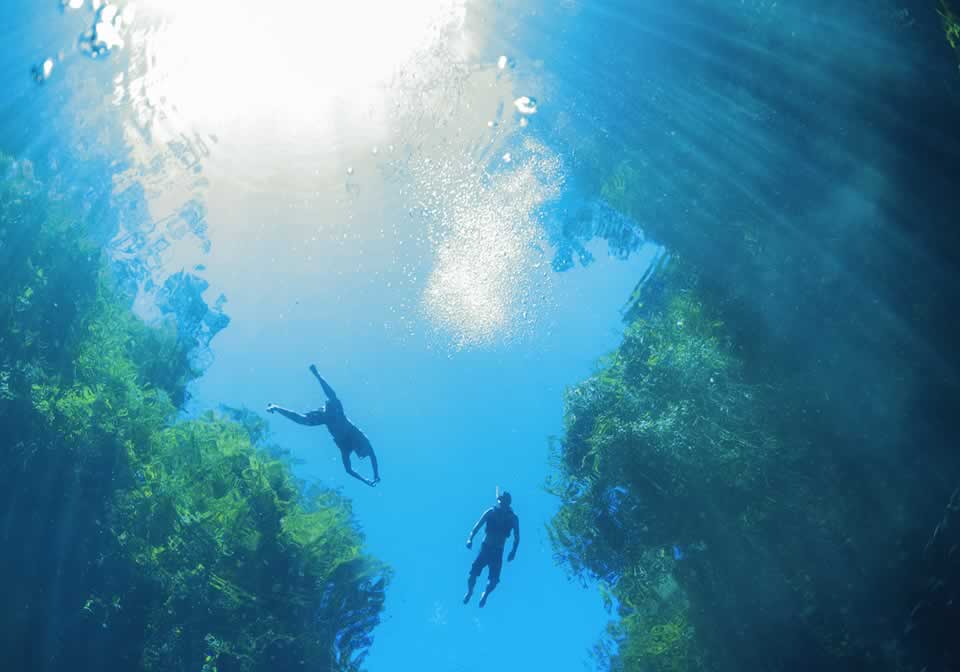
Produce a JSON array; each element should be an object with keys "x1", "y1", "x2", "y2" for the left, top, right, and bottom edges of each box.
[{"x1": 0, "y1": 154, "x2": 388, "y2": 671}]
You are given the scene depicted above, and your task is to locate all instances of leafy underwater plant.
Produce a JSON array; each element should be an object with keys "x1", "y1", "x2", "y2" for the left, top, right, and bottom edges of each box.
[
  {"x1": 548, "y1": 258, "x2": 775, "y2": 567},
  {"x1": 618, "y1": 608, "x2": 698, "y2": 672},
  {"x1": 116, "y1": 415, "x2": 389, "y2": 672},
  {"x1": 546, "y1": 258, "x2": 776, "y2": 670},
  {"x1": 940, "y1": 0, "x2": 960, "y2": 56},
  {"x1": 549, "y1": 6, "x2": 960, "y2": 668},
  {"x1": 546, "y1": 220, "x2": 927, "y2": 670},
  {"x1": 0, "y1": 154, "x2": 388, "y2": 671}
]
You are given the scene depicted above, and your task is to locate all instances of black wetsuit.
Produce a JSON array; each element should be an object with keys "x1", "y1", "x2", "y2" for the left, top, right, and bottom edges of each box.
[
  {"x1": 469, "y1": 505, "x2": 519, "y2": 586},
  {"x1": 306, "y1": 398, "x2": 373, "y2": 458},
  {"x1": 268, "y1": 369, "x2": 379, "y2": 486}
]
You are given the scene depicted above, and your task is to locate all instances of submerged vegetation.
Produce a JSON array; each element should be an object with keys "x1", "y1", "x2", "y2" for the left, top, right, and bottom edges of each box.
[
  {"x1": 549, "y1": 254, "x2": 960, "y2": 671},
  {"x1": 0, "y1": 155, "x2": 388, "y2": 671},
  {"x1": 549, "y1": 4, "x2": 960, "y2": 668},
  {"x1": 549, "y1": 262, "x2": 776, "y2": 580},
  {"x1": 941, "y1": 0, "x2": 960, "y2": 59}
]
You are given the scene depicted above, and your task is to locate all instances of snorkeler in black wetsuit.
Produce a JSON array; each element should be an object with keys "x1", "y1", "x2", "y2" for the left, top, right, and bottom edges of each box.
[
  {"x1": 463, "y1": 491, "x2": 520, "y2": 608},
  {"x1": 267, "y1": 365, "x2": 380, "y2": 487}
]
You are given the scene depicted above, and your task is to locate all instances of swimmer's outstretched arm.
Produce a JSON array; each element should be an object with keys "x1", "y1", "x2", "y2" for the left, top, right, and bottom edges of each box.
[
  {"x1": 266, "y1": 404, "x2": 320, "y2": 426},
  {"x1": 308, "y1": 364, "x2": 338, "y2": 401},
  {"x1": 341, "y1": 448, "x2": 376, "y2": 487}
]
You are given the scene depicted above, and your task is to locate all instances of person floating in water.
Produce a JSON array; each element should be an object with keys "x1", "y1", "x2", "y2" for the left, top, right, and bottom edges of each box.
[
  {"x1": 463, "y1": 491, "x2": 520, "y2": 608},
  {"x1": 267, "y1": 365, "x2": 380, "y2": 487}
]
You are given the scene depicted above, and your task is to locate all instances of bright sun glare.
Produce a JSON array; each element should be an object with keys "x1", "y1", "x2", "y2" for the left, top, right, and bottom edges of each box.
[
  {"x1": 134, "y1": 0, "x2": 465, "y2": 132},
  {"x1": 108, "y1": 0, "x2": 556, "y2": 349}
]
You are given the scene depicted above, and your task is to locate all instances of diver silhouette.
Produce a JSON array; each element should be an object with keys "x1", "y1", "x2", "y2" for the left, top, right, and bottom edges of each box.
[
  {"x1": 267, "y1": 365, "x2": 380, "y2": 487},
  {"x1": 463, "y1": 491, "x2": 520, "y2": 607}
]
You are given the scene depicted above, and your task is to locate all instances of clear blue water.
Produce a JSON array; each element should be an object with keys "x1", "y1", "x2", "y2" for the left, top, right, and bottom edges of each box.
[{"x1": 2, "y1": 1, "x2": 959, "y2": 671}]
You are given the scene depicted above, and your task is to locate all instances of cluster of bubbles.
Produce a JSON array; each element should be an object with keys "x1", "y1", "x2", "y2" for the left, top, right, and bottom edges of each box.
[
  {"x1": 34, "y1": 0, "x2": 134, "y2": 84},
  {"x1": 420, "y1": 137, "x2": 563, "y2": 348},
  {"x1": 78, "y1": 0, "x2": 136, "y2": 58},
  {"x1": 513, "y1": 96, "x2": 538, "y2": 115},
  {"x1": 380, "y1": 45, "x2": 556, "y2": 348}
]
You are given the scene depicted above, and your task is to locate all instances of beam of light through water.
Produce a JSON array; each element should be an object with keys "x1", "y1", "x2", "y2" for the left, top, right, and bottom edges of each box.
[{"x1": 86, "y1": 0, "x2": 568, "y2": 351}]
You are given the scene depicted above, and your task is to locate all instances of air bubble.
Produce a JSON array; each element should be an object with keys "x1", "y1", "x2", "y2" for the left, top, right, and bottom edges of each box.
[
  {"x1": 31, "y1": 58, "x2": 55, "y2": 83},
  {"x1": 513, "y1": 96, "x2": 538, "y2": 115}
]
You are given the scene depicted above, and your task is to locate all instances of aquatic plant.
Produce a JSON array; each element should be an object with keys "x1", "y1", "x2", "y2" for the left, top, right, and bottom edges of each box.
[
  {"x1": 546, "y1": 252, "x2": 940, "y2": 670},
  {"x1": 547, "y1": 258, "x2": 778, "y2": 669},
  {"x1": 0, "y1": 154, "x2": 388, "y2": 671},
  {"x1": 556, "y1": 9, "x2": 960, "y2": 664},
  {"x1": 115, "y1": 416, "x2": 388, "y2": 672},
  {"x1": 617, "y1": 608, "x2": 698, "y2": 672},
  {"x1": 548, "y1": 258, "x2": 775, "y2": 572},
  {"x1": 940, "y1": 0, "x2": 960, "y2": 57}
]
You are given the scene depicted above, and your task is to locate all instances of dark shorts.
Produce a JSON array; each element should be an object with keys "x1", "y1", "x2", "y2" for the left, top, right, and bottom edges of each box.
[{"x1": 470, "y1": 543, "x2": 504, "y2": 583}]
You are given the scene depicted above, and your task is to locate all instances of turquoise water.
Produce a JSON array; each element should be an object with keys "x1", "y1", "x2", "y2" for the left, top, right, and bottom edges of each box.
[{"x1": 2, "y1": 1, "x2": 960, "y2": 671}]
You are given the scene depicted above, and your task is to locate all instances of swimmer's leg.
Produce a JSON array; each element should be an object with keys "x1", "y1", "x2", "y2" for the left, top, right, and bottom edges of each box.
[
  {"x1": 464, "y1": 551, "x2": 486, "y2": 604},
  {"x1": 478, "y1": 552, "x2": 503, "y2": 608}
]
